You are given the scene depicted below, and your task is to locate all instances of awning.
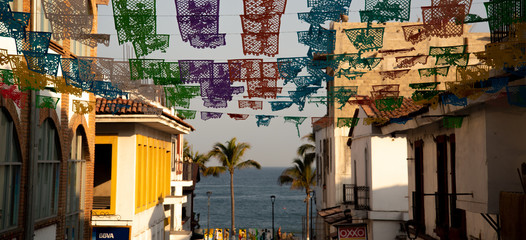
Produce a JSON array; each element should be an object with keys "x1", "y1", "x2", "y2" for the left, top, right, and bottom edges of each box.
[{"x1": 318, "y1": 206, "x2": 352, "y2": 225}]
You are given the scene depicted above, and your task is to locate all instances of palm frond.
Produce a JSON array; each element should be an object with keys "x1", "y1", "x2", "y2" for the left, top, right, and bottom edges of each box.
[
  {"x1": 236, "y1": 159, "x2": 261, "y2": 170},
  {"x1": 204, "y1": 166, "x2": 227, "y2": 177}
]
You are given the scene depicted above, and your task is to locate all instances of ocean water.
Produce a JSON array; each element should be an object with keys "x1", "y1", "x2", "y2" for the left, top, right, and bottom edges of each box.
[{"x1": 193, "y1": 167, "x2": 315, "y2": 236}]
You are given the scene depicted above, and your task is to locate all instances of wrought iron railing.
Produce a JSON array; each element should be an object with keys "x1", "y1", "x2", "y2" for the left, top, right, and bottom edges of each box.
[{"x1": 343, "y1": 184, "x2": 370, "y2": 210}]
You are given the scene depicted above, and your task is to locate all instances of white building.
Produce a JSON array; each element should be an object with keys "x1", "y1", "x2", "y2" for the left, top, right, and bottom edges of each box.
[
  {"x1": 93, "y1": 98, "x2": 195, "y2": 240},
  {"x1": 380, "y1": 93, "x2": 526, "y2": 239}
]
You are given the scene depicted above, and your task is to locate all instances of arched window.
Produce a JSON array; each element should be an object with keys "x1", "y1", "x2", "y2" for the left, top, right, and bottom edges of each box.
[
  {"x1": 66, "y1": 127, "x2": 87, "y2": 239},
  {"x1": 35, "y1": 118, "x2": 60, "y2": 220},
  {"x1": 0, "y1": 109, "x2": 21, "y2": 231}
]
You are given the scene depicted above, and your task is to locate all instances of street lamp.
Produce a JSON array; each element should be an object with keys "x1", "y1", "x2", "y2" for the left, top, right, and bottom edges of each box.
[
  {"x1": 271, "y1": 195, "x2": 276, "y2": 240},
  {"x1": 207, "y1": 191, "x2": 212, "y2": 240}
]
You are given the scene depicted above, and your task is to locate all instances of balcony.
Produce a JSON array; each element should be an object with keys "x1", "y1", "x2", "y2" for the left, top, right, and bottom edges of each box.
[
  {"x1": 343, "y1": 184, "x2": 370, "y2": 210},
  {"x1": 182, "y1": 162, "x2": 199, "y2": 191}
]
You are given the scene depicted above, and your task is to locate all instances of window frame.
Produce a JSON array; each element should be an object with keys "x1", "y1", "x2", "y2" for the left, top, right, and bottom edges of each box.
[
  {"x1": 65, "y1": 127, "x2": 87, "y2": 240},
  {"x1": 93, "y1": 135, "x2": 118, "y2": 216},
  {"x1": 35, "y1": 118, "x2": 61, "y2": 221},
  {"x1": 0, "y1": 109, "x2": 21, "y2": 232}
]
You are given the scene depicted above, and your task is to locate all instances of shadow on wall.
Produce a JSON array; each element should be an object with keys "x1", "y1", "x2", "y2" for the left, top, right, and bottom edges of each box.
[
  {"x1": 371, "y1": 185, "x2": 409, "y2": 211},
  {"x1": 149, "y1": 202, "x2": 169, "y2": 239}
]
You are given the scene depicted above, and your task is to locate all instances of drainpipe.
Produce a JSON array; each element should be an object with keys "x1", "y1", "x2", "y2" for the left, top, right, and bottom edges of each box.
[{"x1": 25, "y1": 90, "x2": 39, "y2": 240}]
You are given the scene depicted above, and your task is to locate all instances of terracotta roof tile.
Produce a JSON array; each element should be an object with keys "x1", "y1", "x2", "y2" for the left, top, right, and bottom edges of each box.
[
  {"x1": 358, "y1": 96, "x2": 425, "y2": 120},
  {"x1": 96, "y1": 97, "x2": 195, "y2": 131}
]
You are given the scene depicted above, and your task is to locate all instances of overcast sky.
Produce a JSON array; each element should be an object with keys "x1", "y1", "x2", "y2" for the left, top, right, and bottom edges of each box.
[{"x1": 96, "y1": 0, "x2": 489, "y2": 167}]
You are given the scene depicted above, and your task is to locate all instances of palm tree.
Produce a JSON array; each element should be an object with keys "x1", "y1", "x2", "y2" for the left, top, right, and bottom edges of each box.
[
  {"x1": 278, "y1": 153, "x2": 316, "y2": 240},
  {"x1": 184, "y1": 140, "x2": 210, "y2": 179},
  {"x1": 206, "y1": 138, "x2": 261, "y2": 240},
  {"x1": 297, "y1": 133, "x2": 315, "y2": 157}
]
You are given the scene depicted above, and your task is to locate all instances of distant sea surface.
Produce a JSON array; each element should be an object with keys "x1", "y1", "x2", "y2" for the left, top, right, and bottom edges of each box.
[{"x1": 194, "y1": 167, "x2": 314, "y2": 236}]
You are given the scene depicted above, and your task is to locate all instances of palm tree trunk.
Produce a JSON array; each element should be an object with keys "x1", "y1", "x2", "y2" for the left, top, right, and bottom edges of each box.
[
  {"x1": 230, "y1": 171, "x2": 236, "y2": 240},
  {"x1": 305, "y1": 191, "x2": 310, "y2": 240}
]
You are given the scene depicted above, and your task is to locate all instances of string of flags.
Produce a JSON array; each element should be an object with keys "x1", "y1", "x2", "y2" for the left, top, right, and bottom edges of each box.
[{"x1": 0, "y1": 0, "x2": 525, "y2": 137}]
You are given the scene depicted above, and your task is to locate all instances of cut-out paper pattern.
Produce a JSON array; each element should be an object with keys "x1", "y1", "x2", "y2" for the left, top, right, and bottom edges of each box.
[
  {"x1": 297, "y1": 25, "x2": 336, "y2": 55},
  {"x1": 435, "y1": 53, "x2": 470, "y2": 66},
  {"x1": 371, "y1": 84, "x2": 400, "y2": 100},
  {"x1": 429, "y1": 45, "x2": 465, "y2": 55},
  {"x1": 176, "y1": 109, "x2": 197, "y2": 119},
  {"x1": 481, "y1": 77, "x2": 508, "y2": 94},
  {"x1": 360, "y1": 0, "x2": 411, "y2": 23},
  {"x1": 243, "y1": 0, "x2": 287, "y2": 15},
  {"x1": 456, "y1": 64, "x2": 490, "y2": 82},
  {"x1": 72, "y1": 100, "x2": 95, "y2": 115},
  {"x1": 308, "y1": 96, "x2": 328, "y2": 106},
  {"x1": 179, "y1": 60, "x2": 213, "y2": 84},
  {"x1": 240, "y1": 0, "x2": 285, "y2": 55},
  {"x1": 23, "y1": 52, "x2": 61, "y2": 76},
  {"x1": 395, "y1": 54, "x2": 428, "y2": 68},
  {"x1": 241, "y1": 33, "x2": 280, "y2": 57},
  {"x1": 36, "y1": 95, "x2": 60, "y2": 109},
  {"x1": 284, "y1": 116, "x2": 306, "y2": 137},
  {"x1": 288, "y1": 86, "x2": 321, "y2": 111},
  {"x1": 9, "y1": 55, "x2": 50, "y2": 91},
  {"x1": 0, "y1": 82, "x2": 27, "y2": 108},
  {"x1": 411, "y1": 90, "x2": 441, "y2": 106},
  {"x1": 42, "y1": 0, "x2": 110, "y2": 47},
  {"x1": 379, "y1": 69, "x2": 410, "y2": 80},
  {"x1": 113, "y1": 0, "x2": 169, "y2": 56},
  {"x1": 363, "y1": 117, "x2": 389, "y2": 125},
  {"x1": 409, "y1": 82, "x2": 440, "y2": 90},
  {"x1": 239, "y1": 100, "x2": 263, "y2": 110},
  {"x1": 336, "y1": 117, "x2": 360, "y2": 128},
  {"x1": 345, "y1": 27, "x2": 384, "y2": 53},
  {"x1": 311, "y1": 116, "x2": 333, "y2": 128},
  {"x1": 375, "y1": 96, "x2": 403, "y2": 111},
  {"x1": 485, "y1": 0, "x2": 525, "y2": 37},
  {"x1": 255, "y1": 115, "x2": 275, "y2": 127},
  {"x1": 277, "y1": 57, "x2": 309, "y2": 81},
  {"x1": 390, "y1": 117, "x2": 411, "y2": 124},
  {"x1": 335, "y1": 68, "x2": 367, "y2": 80},
  {"x1": 421, "y1": 1, "x2": 470, "y2": 38},
  {"x1": 443, "y1": 116, "x2": 464, "y2": 128},
  {"x1": 298, "y1": 4, "x2": 345, "y2": 25},
  {"x1": 402, "y1": 24, "x2": 429, "y2": 44},
  {"x1": 0, "y1": 3, "x2": 30, "y2": 38},
  {"x1": 228, "y1": 113, "x2": 249, "y2": 120},
  {"x1": 175, "y1": 0, "x2": 226, "y2": 49},
  {"x1": 328, "y1": 86, "x2": 358, "y2": 109},
  {"x1": 418, "y1": 66, "x2": 450, "y2": 77},
  {"x1": 445, "y1": 81, "x2": 482, "y2": 100},
  {"x1": 11, "y1": 31, "x2": 52, "y2": 55},
  {"x1": 165, "y1": 85, "x2": 201, "y2": 108},
  {"x1": 130, "y1": 59, "x2": 165, "y2": 81},
  {"x1": 270, "y1": 101, "x2": 294, "y2": 111},
  {"x1": 0, "y1": 69, "x2": 14, "y2": 85},
  {"x1": 441, "y1": 93, "x2": 467, "y2": 106},
  {"x1": 201, "y1": 111, "x2": 223, "y2": 121}
]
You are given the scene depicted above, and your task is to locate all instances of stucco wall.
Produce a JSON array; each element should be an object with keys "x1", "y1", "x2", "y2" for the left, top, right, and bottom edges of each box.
[
  {"x1": 456, "y1": 105, "x2": 489, "y2": 213},
  {"x1": 485, "y1": 100, "x2": 526, "y2": 213},
  {"x1": 371, "y1": 136, "x2": 408, "y2": 212}
]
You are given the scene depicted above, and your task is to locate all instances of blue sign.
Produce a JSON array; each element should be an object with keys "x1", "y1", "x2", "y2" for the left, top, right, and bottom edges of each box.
[{"x1": 92, "y1": 227, "x2": 130, "y2": 240}]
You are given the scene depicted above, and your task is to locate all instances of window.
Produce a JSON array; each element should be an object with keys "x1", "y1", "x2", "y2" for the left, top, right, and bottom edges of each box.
[
  {"x1": 66, "y1": 127, "x2": 86, "y2": 240},
  {"x1": 35, "y1": 119, "x2": 60, "y2": 220},
  {"x1": 413, "y1": 140, "x2": 425, "y2": 230},
  {"x1": 436, "y1": 135, "x2": 449, "y2": 235},
  {"x1": 0, "y1": 109, "x2": 21, "y2": 231},
  {"x1": 93, "y1": 136, "x2": 118, "y2": 215},
  {"x1": 135, "y1": 135, "x2": 171, "y2": 213}
]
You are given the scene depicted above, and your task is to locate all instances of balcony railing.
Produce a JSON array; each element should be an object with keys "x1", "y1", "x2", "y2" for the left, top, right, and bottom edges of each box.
[
  {"x1": 182, "y1": 162, "x2": 199, "y2": 190},
  {"x1": 343, "y1": 184, "x2": 370, "y2": 210}
]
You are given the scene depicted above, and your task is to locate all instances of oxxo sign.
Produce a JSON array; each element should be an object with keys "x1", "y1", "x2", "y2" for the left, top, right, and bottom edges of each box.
[{"x1": 337, "y1": 224, "x2": 367, "y2": 240}]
